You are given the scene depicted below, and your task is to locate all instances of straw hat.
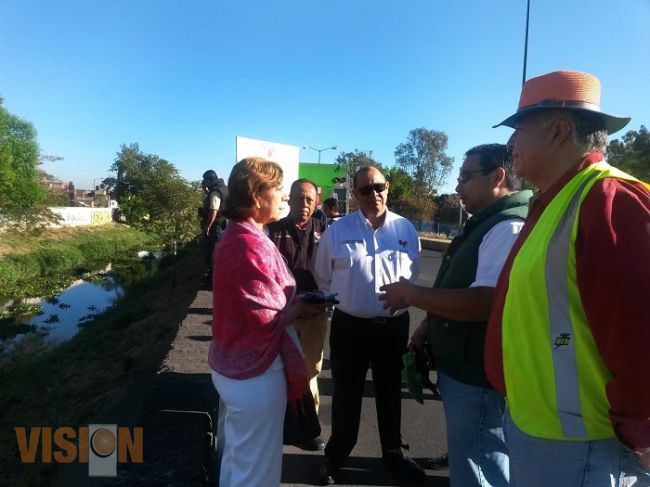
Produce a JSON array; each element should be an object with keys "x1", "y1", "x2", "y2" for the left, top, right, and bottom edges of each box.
[{"x1": 493, "y1": 70, "x2": 630, "y2": 134}]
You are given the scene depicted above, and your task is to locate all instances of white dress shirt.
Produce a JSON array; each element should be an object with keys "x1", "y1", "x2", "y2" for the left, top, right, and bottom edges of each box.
[{"x1": 315, "y1": 209, "x2": 421, "y2": 318}]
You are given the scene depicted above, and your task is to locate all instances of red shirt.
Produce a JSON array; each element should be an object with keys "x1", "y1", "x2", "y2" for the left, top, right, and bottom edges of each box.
[{"x1": 485, "y1": 152, "x2": 650, "y2": 450}]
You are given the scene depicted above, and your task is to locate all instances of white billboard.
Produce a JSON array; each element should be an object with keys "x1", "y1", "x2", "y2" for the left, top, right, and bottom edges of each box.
[{"x1": 235, "y1": 136, "x2": 300, "y2": 191}]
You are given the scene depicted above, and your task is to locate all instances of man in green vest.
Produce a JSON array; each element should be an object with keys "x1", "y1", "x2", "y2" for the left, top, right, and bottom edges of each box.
[
  {"x1": 381, "y1": 143, "x2": 531, "y2": 486},
  {"x1": 485, "y1": 70, "x2": 650, "y2": 486}
]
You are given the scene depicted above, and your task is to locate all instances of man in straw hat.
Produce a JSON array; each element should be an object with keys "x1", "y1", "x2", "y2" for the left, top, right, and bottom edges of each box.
[{"x1": 485, "y1": 70, "x2": 650, "y2": 485}]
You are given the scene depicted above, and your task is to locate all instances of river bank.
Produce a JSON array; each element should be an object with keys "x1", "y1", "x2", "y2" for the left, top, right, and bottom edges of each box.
[
  {"x1": 0, "y1": 223, "x2": 160, "y2": 304},
  {"x1": 0, "y1": 242, "x2": 204, "y2": 485}
]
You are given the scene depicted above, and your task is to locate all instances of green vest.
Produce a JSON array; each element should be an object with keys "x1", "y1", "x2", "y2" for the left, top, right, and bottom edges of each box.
[
  {"x1": 503, "y1": 161, "x2": 648, "y2": 441},
  {"x1": 429, "y1": 190, "x2": 531, "y2": 387}
]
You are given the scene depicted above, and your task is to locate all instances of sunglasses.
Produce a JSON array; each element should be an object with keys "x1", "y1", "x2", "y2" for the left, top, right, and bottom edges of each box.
[{"x1": 357, "y1": 182, "x2": 387, "y2": 196}]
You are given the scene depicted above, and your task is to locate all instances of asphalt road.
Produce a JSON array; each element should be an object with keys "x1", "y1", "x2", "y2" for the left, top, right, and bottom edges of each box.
[{"x1": 281, "y1": 249, "x2": 450, "y2": 486}]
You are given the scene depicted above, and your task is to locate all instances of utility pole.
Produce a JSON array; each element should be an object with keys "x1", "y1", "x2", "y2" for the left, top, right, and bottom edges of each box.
[{"x1": 522, "y1": 0, "x2": 531, "y2": 86}]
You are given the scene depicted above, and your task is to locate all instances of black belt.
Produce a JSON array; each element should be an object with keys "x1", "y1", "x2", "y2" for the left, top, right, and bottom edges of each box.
[{"x1": 335, "y1": 308, "x2": 407, "y2": 325}]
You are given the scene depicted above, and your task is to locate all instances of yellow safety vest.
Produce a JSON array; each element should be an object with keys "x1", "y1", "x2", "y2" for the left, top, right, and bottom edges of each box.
[{"x1": 502, "y1": 161, "x2": 649, "y2": 441}]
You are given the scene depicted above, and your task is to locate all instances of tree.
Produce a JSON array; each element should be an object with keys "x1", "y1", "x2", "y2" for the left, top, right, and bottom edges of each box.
[
  {"x1": 108, "y1": 143, "x2": 202, "y2": 245},
  {"x1": 139, "y1": 173, "x2": 202, "y2": 245},
  {"x1": 394, "y1": 128, "x2": 454, "y2": 194},
  {"x1": 0, "y1": 97, "x2": 45, "y2": 217},
  {"x1": 334, "y1": 150, "x2": 382, "y2": 213},
  {"x1": 607, "y1": 125, "x2": 650, "y2": 182},
  {"x1": 385, "y1": 167, "x2": 435, "y2": 221},
  {"x1": 434, "y1": 193, "x2": 463, "y2": 225},
  {"x1": 110, "y1": 143, "x2": 178, "y2": 200}
]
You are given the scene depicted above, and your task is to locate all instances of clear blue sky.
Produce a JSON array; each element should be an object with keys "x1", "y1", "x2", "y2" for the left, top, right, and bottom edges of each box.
[{"x1": 1, "y1": 0, "x2": 648, "y2": 194}]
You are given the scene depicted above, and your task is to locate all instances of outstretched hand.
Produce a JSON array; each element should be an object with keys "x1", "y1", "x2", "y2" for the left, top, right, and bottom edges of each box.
[{"x1": 379, "y1": 277, "x2": 411, "y2": 314}]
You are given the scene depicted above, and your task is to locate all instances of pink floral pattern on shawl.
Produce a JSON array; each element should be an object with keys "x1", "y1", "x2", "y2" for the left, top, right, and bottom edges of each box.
[{"x1": 208, "y1": 218, "x2": 308, "y2": 403}]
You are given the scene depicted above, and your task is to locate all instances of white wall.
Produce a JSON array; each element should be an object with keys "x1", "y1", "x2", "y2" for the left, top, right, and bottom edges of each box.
[{"x1": 49, "y1": 207, "x2": 113, "y2": 227}]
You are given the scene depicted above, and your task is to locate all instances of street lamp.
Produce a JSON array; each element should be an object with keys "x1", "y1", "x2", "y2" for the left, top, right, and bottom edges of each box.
[{"x1": 302, "y1": 145, "x2": 338, "y2": 164}]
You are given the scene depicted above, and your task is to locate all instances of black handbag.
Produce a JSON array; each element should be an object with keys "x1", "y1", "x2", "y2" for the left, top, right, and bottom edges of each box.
[{"x1": 282, "y1": 392, "x2": 321, "y2": 445}]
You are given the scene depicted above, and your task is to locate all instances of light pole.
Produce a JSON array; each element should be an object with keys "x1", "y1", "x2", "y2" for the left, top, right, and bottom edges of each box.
[
  {"x1": 93, "y1": 177, "x2": 109, "y2": 208},
  {"x1": 522, "y1": 0, "x2": 531, "y2": 86},
  {"x1": 93, "y1": 178, "x2": 104, "y2": 190},
  {"x1": 302, "y1": 145, "x2": 337, "y2": 164}
]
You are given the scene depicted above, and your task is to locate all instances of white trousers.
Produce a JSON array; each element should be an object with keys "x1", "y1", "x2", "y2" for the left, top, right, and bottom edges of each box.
[{"x1": 211, "y1": 367, "x2": 287, "y2": 487}]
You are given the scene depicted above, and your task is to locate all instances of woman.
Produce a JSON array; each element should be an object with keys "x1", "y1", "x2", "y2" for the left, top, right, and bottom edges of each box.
[{"x1": 209, "y1": 157, "x2": 326, "y2": 487}]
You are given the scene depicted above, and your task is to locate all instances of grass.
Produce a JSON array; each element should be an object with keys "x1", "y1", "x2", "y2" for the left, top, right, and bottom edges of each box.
[
  {"x1": 0, "y1": 243, "x2": 204, "y2": 485},
  {"x1": 0, "y1": 224, "x2": 161, "y2": 302}
]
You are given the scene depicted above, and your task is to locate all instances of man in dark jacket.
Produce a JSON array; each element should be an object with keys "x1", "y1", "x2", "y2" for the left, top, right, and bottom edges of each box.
[
  {"x1": 266, "y1": 178, "x2": 328, "y2": 451},
  {"x1": 381, "y1": 144, "x2": 531, "y2": 487},
  {"x1": 200, "y1": 170, "x2": 227, "y2": 287}
]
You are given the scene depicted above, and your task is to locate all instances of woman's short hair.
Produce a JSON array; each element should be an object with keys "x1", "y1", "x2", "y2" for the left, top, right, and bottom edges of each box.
[{"x1": 222, "y1": 157, "x2": 283, "y2": 221}]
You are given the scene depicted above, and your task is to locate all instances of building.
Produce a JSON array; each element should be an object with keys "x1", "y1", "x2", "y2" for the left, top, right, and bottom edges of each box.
[{"x1": 298, "y1": 162, "x2": 349, "y2": 213}]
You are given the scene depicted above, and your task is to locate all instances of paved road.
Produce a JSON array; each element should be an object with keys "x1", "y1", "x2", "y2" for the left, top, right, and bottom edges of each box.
[{"x1": 281, "y1": 249, "x2": 450, "y2": 486}]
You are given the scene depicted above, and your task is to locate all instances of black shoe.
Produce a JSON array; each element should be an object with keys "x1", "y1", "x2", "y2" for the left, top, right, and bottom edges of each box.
[
  {"x1": 424, "y1": 453, "x2": 448, "y2": 470},
  {"x1": 382, "y1": 448, "x2": 426, "y2": 482},
  {"x1": 319, "y1": 461, "x2": 337, "y2": 485},
  {"x1": 293, "y1": 436, "x2": 325, "y2": 451}
]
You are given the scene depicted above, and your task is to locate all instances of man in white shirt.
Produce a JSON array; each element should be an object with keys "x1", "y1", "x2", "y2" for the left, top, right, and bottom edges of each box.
[
  {"x1": 315, "y1": 166, "x2": 424, "y2": 484},
  {"x1": 380, "y1": 144, "x2": 531, "y2": 487}
]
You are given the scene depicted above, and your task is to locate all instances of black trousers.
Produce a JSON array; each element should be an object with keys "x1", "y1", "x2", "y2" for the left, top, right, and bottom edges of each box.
[
  {"x1": 202, "y1": 227, "x2": 222, "y2": 275},
  {"x1": 325, "y1": 309, "x2": 410, "y2": 467}
]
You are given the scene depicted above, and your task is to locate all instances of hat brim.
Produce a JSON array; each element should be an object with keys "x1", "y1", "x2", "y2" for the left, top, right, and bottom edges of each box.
[{"x1": 493, "y1": 106, "x2": 631, "y2": 135}]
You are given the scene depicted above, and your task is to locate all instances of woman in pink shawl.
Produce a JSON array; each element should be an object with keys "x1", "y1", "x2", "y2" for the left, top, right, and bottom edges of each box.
[{"x1": 209, "y1": 157, "x2": 327, "y2": 487}]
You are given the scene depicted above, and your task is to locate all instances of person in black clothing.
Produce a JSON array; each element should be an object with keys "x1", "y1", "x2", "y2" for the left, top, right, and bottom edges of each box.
[
  {"x1": 323, "y1": 197, "x2": 342, "y2": 226},
  {"x1": 200, "y1": 170, "x2": 228, "y2": 287},
  {"x1": 266, "y1": 178, "x2": 328, "y2": 451}
]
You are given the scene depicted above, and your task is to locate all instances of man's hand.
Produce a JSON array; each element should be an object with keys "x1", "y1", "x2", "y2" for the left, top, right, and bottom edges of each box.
[
  {"x1": 379, "y1": 277, "x2": 412, "y2": 313},
  {"x1": 410, "y1": 320, "x2": 428, "y2": 350}
]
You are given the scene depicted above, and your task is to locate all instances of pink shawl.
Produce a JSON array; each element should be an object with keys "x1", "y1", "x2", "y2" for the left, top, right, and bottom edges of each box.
[{"x1": 208, "y1": 218, "x2": 308, "y2": 404}]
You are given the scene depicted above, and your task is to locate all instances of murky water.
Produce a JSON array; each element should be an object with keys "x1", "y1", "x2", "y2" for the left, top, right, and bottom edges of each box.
[{"x1": 0, "y1": 252, "x2": 160, "y2": 355}]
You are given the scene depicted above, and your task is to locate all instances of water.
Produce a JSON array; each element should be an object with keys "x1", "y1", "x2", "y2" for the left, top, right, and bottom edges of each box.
[
  {"x1": 27, "y1": 275, "x2": 124, "y2": 342},
  {"x1": 0, "y1": 252, "x2": 160, "y2": 355}
]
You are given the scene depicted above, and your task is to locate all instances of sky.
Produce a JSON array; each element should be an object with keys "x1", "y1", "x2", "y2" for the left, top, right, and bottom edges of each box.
[{"x1": 1, "y1": 0, "x2": 648, "y2": 195}]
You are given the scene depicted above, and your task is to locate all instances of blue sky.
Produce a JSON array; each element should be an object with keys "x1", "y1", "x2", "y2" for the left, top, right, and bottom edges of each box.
[{"x1": 1, "y1": 0, "x2": 648, "y2": 194}]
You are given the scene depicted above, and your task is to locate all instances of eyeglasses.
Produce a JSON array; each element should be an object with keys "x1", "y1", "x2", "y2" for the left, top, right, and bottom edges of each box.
[
  {"x1": 457, "y1": 169, "x2": 486, "y2": 184},
  {"x1": 357, "y1": 182, "x2": 387, "y2": 196}
]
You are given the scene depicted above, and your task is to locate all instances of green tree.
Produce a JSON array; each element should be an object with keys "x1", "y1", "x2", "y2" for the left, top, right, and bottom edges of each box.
[
  {"x1": 0, "y1": 97, "x2": 45, "y2": 217},
  {"x1": 110, "y1": 143, "x2": 178, "y2": 200},
  {"x1": 334, "y1": 150, "x2": 383, "y2": 213},
  {"x1": 607, "y1": 125, "x2": 650, "y2": 182},
  {"x1": 108, "y1": 143, "x2": 202, "y2": 245},
  {"x1": 139, "y1": 173, "x2": 202, "y2": 245},
  {"x1": 335, "y1": 149, "x2": 383, "y2": 186},
  {"x1": 385, "y1": 167, "x2": 434, "y2": 221},
  {"x1": 394, "y1": 128, "x2": 454, "y2": 194}
]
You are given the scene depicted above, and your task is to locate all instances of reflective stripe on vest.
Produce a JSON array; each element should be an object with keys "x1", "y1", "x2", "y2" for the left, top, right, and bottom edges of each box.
[
  {"x1": 502, "y1": 161, "x2": 648, "y2": 441},
  {"x1": 545, "y1": 172, "x2": 598, "y2": 438}
]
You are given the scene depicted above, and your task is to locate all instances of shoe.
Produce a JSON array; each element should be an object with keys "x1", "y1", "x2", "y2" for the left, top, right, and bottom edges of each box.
[
  {"x1": 424, "y1": 453, "x2": 448, "y2": 470},
  {"x1": 293, "y1": 436, "x2": 325, "y2": 451},
  {"x1": 319, "y1": 461, "x2": 337, "y2": 485},
  {"x1": 382, "y1": 448, "x2": 426, "y2": 482}
]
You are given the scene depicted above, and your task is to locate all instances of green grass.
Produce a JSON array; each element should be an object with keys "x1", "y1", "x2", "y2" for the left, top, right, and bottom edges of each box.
[
  {"x1": 0, "y1": 244, "x2": 203, "y2": 485},
  {"x1": 0, "y1": 224, "x2": 161, "y2": 302}
]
